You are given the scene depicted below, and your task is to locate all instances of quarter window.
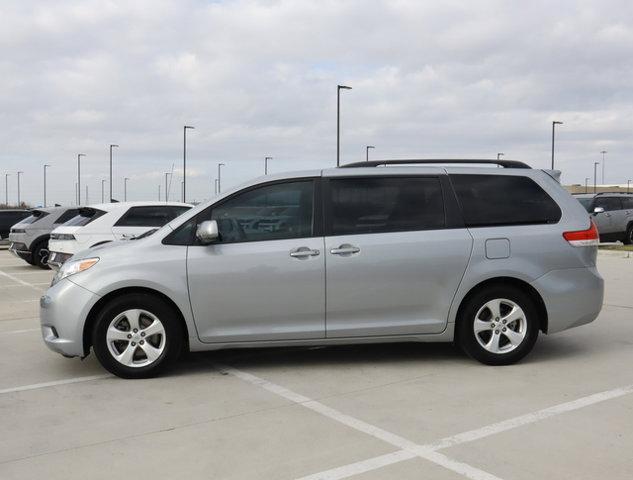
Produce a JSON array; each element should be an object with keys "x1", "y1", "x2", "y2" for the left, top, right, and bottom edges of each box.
[
  {"x1": 450, "y1": 174, "x2": 561, "y2": 227},
  {"x1": 327, "y1": 177, "x2": 445, "y2": 235},
  {"x1": 199, "y1": 180, "x2": 315, "y2": 243},
  {"x1": 54, "y1": 209, "x2": 80, "y2": 225}
]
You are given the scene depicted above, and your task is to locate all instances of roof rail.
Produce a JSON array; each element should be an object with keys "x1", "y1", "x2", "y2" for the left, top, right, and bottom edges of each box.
[
  {"x1": 594, "y1": 191, "x2": 633, "y2": 195},
  {"x1": 340, "y1": 159, "x2": 531, "y2": 169}
]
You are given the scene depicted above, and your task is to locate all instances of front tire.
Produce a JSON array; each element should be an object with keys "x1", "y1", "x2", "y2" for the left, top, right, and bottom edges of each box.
[
  {"x1": 32, "y1": 240, "x2": 51, "y2": 269},
  {"x1": 456, "y1": 285, "x2": 539, "y2": 365},
  {"x1": 92, "y1": 293, "x2": 184, "y2": 379},
  {"x1": 624, "y1": 224, "x2": 633, "y2": 245}
]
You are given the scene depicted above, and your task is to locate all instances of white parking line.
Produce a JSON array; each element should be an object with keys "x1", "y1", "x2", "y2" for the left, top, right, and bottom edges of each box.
[
  {"x1": 216, "y1": 364, "x2": 503, "y2": 480},
  {"x1": 0, "y1": 374, "x2": 112, "y2": 395},
  {"x1": 0, "y1": 270, "x2": 43, "y2": 291},
  {"x1": 0, "y1": 328, "x2": 40, "y2": 336},
  {"x1": 297, "y1": 383, "x2": 633, "y2": 480}
]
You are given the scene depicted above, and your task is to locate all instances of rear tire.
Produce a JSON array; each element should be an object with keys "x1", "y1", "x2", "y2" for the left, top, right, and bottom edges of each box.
[
  {"x1": 456, "y1": 285, "x2": 539, "y2": 365},
  {"x1": 624, "y1": 225, "x2": 633, "y2": 245},
  {"x1": 92, "y1": 293, "x2": 184, "y2": 379},
  {"x1": 32, "y1": 240, "x2": 51, "y2": 269}
]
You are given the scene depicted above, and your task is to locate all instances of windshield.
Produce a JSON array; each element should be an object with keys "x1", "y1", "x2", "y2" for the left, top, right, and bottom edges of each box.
[{"x1": 576, "y1": 197, "x2": 593, "y2": 212}]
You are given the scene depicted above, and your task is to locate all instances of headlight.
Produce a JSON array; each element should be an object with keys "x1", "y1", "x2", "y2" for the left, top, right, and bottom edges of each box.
[{"x1": 51, "y1": 257, "x2": 99, "y2": 286}]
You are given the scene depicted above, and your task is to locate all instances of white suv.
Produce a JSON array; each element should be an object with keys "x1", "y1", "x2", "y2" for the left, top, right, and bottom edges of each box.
[{"x1": 48, "y1": 201, "x2": 191, "y2": 269}]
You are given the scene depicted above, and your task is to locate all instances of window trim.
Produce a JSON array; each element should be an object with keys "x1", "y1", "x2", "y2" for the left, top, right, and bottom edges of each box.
[
  {"x1": 164, "y1": 177, "x2": 322, "y2": 246},
  {"x1": 322, "y1": 174, "x2": 455, "y2": 237}
]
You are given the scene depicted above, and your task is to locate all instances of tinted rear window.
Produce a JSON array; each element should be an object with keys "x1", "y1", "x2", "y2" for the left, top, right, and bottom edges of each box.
[
  {"x1": 16, "y1": 210, "x2": 49, "y2": 225},
  {"x1": 450, "y1": 174, "x2": 561, "y2": 227},
  {"x1": 63, "y1": 208, "x2": 107, "y2": 227},
  {"x1": 54, "y1": 209, "x2": 80, "y2": 224},
  {"x1": 623, "y1": 197, "x2": 633, "y2": 209},
  {"x1": 576, "y1": 197, "x2": 593, "y2": 212},
  {"x1": 114, "y1": 206, "x2": 191, "y2": 227},
  {"x1": 327, "y1": 177, "x2": 445, "y2": 235}
]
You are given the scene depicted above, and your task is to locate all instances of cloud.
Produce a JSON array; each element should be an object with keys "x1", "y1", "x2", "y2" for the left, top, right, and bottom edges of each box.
[{"x1": 1, "y1": 0, "x2": 632, "y2": 205}]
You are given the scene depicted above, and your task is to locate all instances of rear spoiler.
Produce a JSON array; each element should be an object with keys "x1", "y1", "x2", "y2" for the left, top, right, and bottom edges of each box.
[{"x1": 543, "y1": 169, "x2": 561, "y2": 183}]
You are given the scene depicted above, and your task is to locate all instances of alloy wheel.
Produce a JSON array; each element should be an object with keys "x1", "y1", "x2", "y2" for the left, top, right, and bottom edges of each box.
[
  {"x1": 106, "y1": 309, "x2": 166, "y2": 367},
  {"x1": 473, "y1": 298, "x2": 527, "y2": 354}
]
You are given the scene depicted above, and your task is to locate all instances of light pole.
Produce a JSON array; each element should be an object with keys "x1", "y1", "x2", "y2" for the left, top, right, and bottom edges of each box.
[
  {"x1": 214, "y1": 178, "x2": 218, "y2": 195},
  {"x1": 109, "y1": 145, "x2": 118, "y2": 203},
  {"x1": 124, "y1": 177, "x2": 129, "y2": 202},
  {"x1": 594, "y1": 162, "x2": 599, "y2": 193},
  {"x1": 551, "y1": 121, "x2": 563, "y2": 170},
  {"x1": 628, "y1": 180, "x2": 631, "y2": 194},
  {"x1": 183, "y1": 125, "x2": 195, "y2": 202},
  {"x1": 180, "y1": 181, "x2": 184, "y2": 201},
  {"x1": 101, "y1": 179, "x2": 106, "y2": 203},
  {"x1": 17, "y1": 171, "x2": 23, "y2": 206},
  {"x1": 5, "y1": 173, "x2": 10, "y2": 205},
  {"x1": 336, "y1": 85, "x2": 352, "y2": 167},
  {"x1": 366, "y1": 146, "x2": 375, "y2": 162},
  {"x1": 265, "y1": 156, "x2": 272, "y2": 175},
  {"x1": 77, "y1": 153, "x2": 85, "y2": 205},
  {"x1": 217, "y1": 163, "x2": 225, "y2": 194},
  {"x1": 600, "y1": 150, "x2": 607, "y2": 184},
  {"x1": 164, "y1": 172, "x2": 170, "y2": 202},
  {"x1": 585, "y1": 177, "x2": 589, "y2": 194},
  {"x1": 44, "y1": 164, "x2": 51, "y2": 207}
]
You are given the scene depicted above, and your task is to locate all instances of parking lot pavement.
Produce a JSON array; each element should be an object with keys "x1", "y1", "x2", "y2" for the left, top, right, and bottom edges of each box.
[{"x1": 1, "y1": 250, "x2": 632, "y2": 480}]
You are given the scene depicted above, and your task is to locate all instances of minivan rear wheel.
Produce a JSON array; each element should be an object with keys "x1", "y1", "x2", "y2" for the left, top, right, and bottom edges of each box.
[
  {"x1": 92, "y1": 293, "x2": 183, "y2": 378},
  {"x1": 456, "y1": 285, "x2": 539, "y2": 365}
]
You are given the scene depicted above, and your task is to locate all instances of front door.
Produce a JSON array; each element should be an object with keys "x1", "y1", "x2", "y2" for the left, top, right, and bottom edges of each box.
[
  {"x1": 324, "y1": 175, "x2": 472, "y2": 337},
  {"x1": 187, "y1": 179, "x2": 325, "y2": 342}
]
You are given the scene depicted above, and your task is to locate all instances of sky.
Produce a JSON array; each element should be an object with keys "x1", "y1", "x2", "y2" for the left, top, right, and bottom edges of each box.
[{"x1": 1, "y1": 0, "x2": 632, "y2": 206}]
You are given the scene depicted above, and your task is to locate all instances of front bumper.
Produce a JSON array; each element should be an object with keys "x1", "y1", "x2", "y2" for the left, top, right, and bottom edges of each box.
[
  {"x1": 9, "y1": 242, "x2": 31, "y2": 261},
  {"x1": 532, "y1": 266, "x2": 604, "y2": 334},
  {"x1": 47, "y1": 251, "x2": 73, "y2": 271},
  {"x1": 40, "y1": 278, "x2": 101, "y2": 357}
]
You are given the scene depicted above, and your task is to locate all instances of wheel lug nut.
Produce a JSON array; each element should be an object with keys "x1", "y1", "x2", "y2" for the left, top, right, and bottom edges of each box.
[
  {"x1": 495, "y1": 330, "x2": 500, "y2": 334},
  {"x1": 131, "y1": 342, "x2": 136, "y2": 346},
  {"x1": 133, "y1": 329, "x2": 138, "y2": 333},
  {"x1": 495, "y1": 317, "x2": 500, "y2": 321},
  {"x1": 127, "y1": 334, "x2": 132, "y2": 339},
  {"x1": 503, "y1": 327, "x2": 507, "y2": 332},
  {"x1": 141, "y1": 332, "x2": 146, "y2": 337},
  {"x1": 491, "y1": 323, "x2": 495, "y2": 328},
  {"x1": 140, "y1": 340, "x2": 144, "y2": 345},
  {"x1": 502, "y1": 320, "x2": 506, "y2": 324}
]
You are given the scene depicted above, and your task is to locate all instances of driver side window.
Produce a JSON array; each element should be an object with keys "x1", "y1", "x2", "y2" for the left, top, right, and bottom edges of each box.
[{"x1": 201, "y1": 180, "x2": 315, "y2": 243}]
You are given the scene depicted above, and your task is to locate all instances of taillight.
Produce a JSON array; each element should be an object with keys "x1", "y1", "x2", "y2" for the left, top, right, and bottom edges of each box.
[{"x1": 563, "y1": 220, "x2": 599, "y2": 247}]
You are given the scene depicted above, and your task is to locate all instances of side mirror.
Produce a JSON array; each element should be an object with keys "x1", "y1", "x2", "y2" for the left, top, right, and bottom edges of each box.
[
  {"x1": 592, "y1": 206, "x2": 605, "y2": 215},
  {"x1": 196, "y1": 220, "x2": 219, "y2": 244}
]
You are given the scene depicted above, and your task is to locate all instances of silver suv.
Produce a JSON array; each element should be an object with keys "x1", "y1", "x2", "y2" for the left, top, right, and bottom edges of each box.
[
  {"x1": 574, "y1": 192, "x2": 633, "y2": 244},
  {"x1": 40, "y1": 160, "x2": 604, "y2": 378},
  {"x1": 9, "y1": 207, "x2": 79, "y2": 269}
]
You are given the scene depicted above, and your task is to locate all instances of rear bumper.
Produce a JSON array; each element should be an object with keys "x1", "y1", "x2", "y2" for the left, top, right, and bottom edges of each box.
[
  {"x1": 532, "y1": 266, "x2": 604, "y2": 334},
  {"x1": 40, "y1": 278, "x2": 101, "y2": 357},
  {"x1": 9, "y1": 242, "x2": 31, "y2": 261}
]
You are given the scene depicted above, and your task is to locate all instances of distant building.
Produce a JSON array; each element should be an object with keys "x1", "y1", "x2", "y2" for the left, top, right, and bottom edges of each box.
[{"x1": 564, "y1": 184, "x2": 631, "y2": 194}]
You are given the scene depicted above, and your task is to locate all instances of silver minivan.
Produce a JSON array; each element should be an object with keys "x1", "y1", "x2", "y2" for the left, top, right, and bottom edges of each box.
[{"x1": 40, "y1": 160, "x2": 604, "y2": 378}]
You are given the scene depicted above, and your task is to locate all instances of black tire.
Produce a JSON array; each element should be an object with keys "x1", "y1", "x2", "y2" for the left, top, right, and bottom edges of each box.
[
  {"x1": 456, "y1": 285, "x2": 539, "y2": 365},
  {"x1": 624, "y1": 224, "x2": 633, "y2": 245},
  {"x1": 92, "y1": 293, "x2": 184, "y2": 379},
  {"x1": 32, "y1": 240, "x2": 51, "y2": 269}
]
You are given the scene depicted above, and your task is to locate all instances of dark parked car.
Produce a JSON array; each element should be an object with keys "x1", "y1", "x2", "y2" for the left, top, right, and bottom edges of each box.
[{"x1": 0, "y1": 209, "x2": 30, "y2": 240}]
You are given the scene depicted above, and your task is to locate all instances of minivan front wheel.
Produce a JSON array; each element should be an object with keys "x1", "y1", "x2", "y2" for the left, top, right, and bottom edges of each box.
[
  {"x1": 92, "y1": 293, "x2": 183, "y2": 378},
  {"x1": 456, "y1": 286, "x2": 539, "y2": 365}
]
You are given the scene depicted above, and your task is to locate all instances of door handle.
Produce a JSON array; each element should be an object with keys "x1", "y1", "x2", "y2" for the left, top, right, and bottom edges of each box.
[
  {"x1": 289, "y1": 247, "x2": 320, "y2": 258},
  {"x1": 330, "y1": 244, "x2": 360, "y2": 255}
]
